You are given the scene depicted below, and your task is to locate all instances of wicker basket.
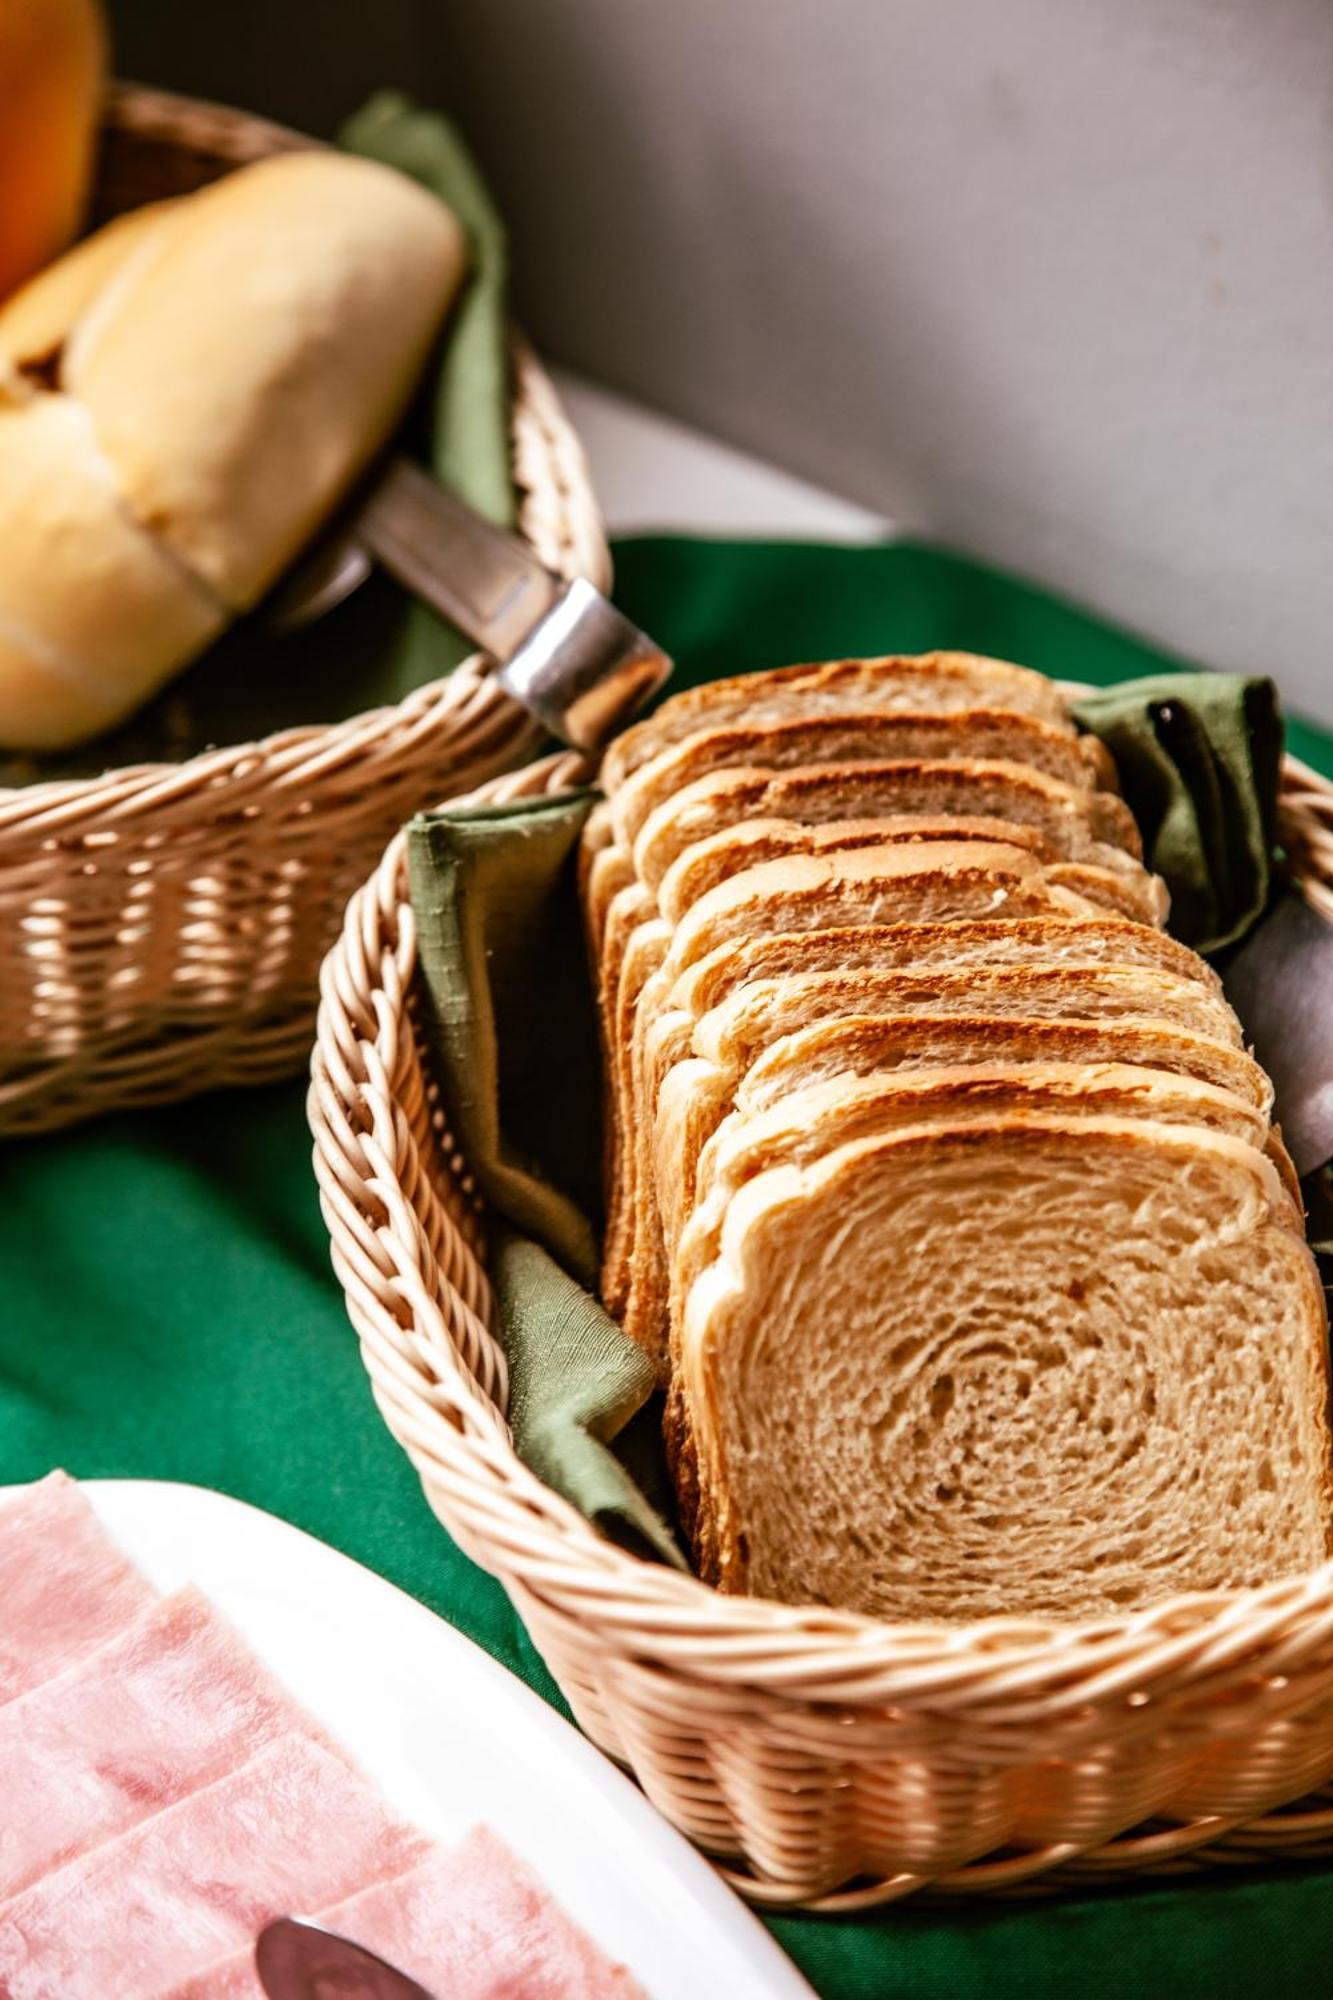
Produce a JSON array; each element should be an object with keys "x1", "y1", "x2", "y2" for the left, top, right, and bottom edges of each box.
[
  {"x1": 0, "y1": 83, "x2": 609, "y2": 1138},
  {"x1": 310, "y1": 740, "x2": 1333, "y2": 1910}
]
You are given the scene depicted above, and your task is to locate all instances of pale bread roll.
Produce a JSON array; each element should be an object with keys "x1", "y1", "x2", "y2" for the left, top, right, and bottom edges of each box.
[
  {"x1": 0, "y1": 152, "x2": 466, "y2": 750},
  {"x1": 0, "y1": 394, "x2": 224, "y2": 747},
  {"x1": 63, "y1": 152, "x2": 465, "y2": 608}
]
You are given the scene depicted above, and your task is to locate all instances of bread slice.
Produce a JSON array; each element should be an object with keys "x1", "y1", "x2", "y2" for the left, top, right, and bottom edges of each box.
[
  {"x1": 659, "y1": 843, "x2": 1105, "y2": 979},
  {"x1": 599, "y1": 812, "x2": 1058, "y2": 1019},
  {"x1": 738, "y1": 1013, "x2": 1272, "y2": 1118},
  {"x1": 599, "y1": 651, "x2": 1079, "y2": 792},
  {"x1": 590, "y1": 745, "x2": 1142, "y2": 994},
  {"x1": 1041, "y1": 862, "x2": 1169, "y2": 926},
  {"x1": 633, "y1": 758, "x2": 1144, "y2": 895},
  {"x1": 607, "y1": 709, "x2": 1114, "y2": 855},
  {"x1": 641, "y1": 1010, "x2": 1276, "y2": 1366},
  {"x1": 636, "y1": 920, "x2": 1236, "y2": 1281},
  {"x1": 594, "y1": 798, "x2": 1162, "y2": 1220},
  {"x1": 677, "y1": 1118, "x2": 1332, "y2": 1616},
  {"x1": 640, "y1": 982, "x2": 1257, "y2": 1356},
  {"x1": 613, "y1": 841, "x2": 1115, "y2": 1286},
  {"x1": 667, "y1": 914, "x2": 1222, "y2": 1027},
  {"x1": 654, "y1": 816, "x2": 1158, "y2": 927},
  {"x1": 676, "y1": 1063, "x2": 1287, "y2": 1335},
  {"x1": 598, "y1": 841, "x2": 1105, "y2": 1319}
]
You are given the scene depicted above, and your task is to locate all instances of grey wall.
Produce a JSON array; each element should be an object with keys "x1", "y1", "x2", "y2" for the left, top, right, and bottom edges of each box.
[{"x1": 112, "y1": 0, "x2": 1333, "y2": 719}]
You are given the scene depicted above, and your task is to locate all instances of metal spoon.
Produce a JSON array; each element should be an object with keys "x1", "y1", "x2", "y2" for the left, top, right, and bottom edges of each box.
[
  {"x1": 265, "y1": 452, "x2": 671, "y2": 753},
  {"x1": 255, "y1": 1915, "x2": 436, "y2": 1999}
]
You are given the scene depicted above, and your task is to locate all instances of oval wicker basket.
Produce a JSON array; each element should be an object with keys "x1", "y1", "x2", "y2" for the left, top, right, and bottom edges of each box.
[
  {"x1": 0, "y1": 82, "x2": 609, "y2": 1138},
  {"x1": 310, "y1": 740, "x2": 1333, "y2": 1910}
]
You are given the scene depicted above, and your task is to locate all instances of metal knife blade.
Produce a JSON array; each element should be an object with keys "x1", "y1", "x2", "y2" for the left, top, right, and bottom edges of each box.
[
  {"x1": 265, "y1": 454, "x2": 671, "y2": 752},
  {"x1": 255, "y1": 1915, "x2": 436, "y2": 2000},
  {"x1": 1221, "y1": 886, "x2": 1333, "y2": 1177}
]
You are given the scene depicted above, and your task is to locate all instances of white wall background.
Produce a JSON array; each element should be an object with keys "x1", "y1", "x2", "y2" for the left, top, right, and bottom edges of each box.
[
  {"x1": 426, "y1": 0, "x2": 1333, "y2": 722},
  {"x1": 114, "y1": 0, "x2": 1333, "y2": 720}
]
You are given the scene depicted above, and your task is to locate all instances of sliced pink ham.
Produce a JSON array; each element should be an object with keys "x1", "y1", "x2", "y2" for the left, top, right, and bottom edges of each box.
[
  {"x1": 0, "y1": 1733, "x2": 430, "y2": 2000},
  {"x1": 0, "y1": 1588, "x2": 333, "y2": 1899},
  {"x1": 0, "y1": 1472, "x2": 156, "y2": 1706},
  {"x1": 164, "y1": 1826, "x2": 645, "y2": 1999}
]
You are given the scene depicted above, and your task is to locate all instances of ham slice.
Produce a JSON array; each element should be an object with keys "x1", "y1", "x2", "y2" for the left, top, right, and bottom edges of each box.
[
  {"x1": 165, "y1": 1827, "x2": 645, "y2": 1999},
  {"x1": 0, "y1": 1472, "x2": 155, "y2": 1706},
  {"x1": 0, "y1": 1734, "x2": 430, "y2": 2000},
  {"x1": 0, "y1": 1588, "x2": 328, "y2": 1899}
]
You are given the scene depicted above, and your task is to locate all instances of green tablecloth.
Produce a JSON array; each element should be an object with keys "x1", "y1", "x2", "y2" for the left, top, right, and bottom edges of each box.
[{"x1": 3, "y1": 535, "x2": 1332, "y2": 1999}]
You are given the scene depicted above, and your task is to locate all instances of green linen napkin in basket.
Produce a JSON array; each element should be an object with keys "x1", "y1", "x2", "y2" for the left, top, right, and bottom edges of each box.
[
  {"x1": 406, "y1": 670, "x2": 1284, "y2": 1564},
  {"x1": 1073, "y1": 673, "x2": 1282, "y2": 955},
  {"x1": 0, "y1": 94, "x2": 512, "y2": 789},
  {"x1": 408, "y1": 796, "x2": 685, "y2": 1567}
]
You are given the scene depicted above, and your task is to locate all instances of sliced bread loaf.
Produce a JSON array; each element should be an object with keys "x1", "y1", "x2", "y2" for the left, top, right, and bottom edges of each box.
[{"x1": 599, "y1": 841, "x2": 1106, "y2": 1319}]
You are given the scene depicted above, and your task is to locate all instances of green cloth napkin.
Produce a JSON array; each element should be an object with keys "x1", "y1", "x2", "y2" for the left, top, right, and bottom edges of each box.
[
  {"x1": 1073, "y1": 674, "x2": 1282, "y2": 953},
  {"x1": 408, "y1": 795, "x2": 604, "y2": 1285},
  {"x1": 406, "y1": 792, "x2": 683, "y2": 1566},
  {"x1": 5, "y1": 535, "x2": 1333, "y2": 2000},
  {"x1": 0, "y1": 96, "x2": 512, "y2": 789}
]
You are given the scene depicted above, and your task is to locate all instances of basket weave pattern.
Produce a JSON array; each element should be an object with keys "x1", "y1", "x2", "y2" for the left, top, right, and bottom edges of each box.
[
  {"x1": 311, "y1": 748, "x2": 1333, "y2": 1908},
  {"x1": 0, "y1": 85, "x2": 608, "y2": 1136}
]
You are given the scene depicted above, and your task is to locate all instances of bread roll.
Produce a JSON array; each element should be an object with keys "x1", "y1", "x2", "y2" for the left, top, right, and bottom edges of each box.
[
  {"x1": 63, "y1": 153, "x2": 466, "y2": 608},
  {"x1": 0, "y1": 395, "x2": 224, "y2": 748},
  {"x1": 0, "y1": 152, "x2": 466, "y2": 751}
]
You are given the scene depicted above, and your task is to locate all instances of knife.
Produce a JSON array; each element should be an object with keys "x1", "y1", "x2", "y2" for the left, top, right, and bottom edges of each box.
[
  {"x1": 255, "y1": 1914, "x2": 436, "y2": 1999},
  {"x1": 1221, "y1": 886, "x2": 1333, "y2": 1179},
  {"x1": 265, "y1": 453, "x2": 671, "y2": 753}
]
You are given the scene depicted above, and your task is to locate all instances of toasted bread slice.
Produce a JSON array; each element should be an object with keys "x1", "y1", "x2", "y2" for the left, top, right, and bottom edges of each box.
[
  {"x1": 677, "y1": 1118, "x2": 1331, "y2": 1615},
  {"x1": 633, "y1": 758, "x2": 1143, "y2": 894},
  {"x1": 599, "y1": 651, "x2": 1080, "y2": 792},
  {"x1": 606, "y1": 709, "x2": 1113, "y2": 855},
  {"x1": 676, "y1": 1063, "x2": 1290, "y2": 1324}
]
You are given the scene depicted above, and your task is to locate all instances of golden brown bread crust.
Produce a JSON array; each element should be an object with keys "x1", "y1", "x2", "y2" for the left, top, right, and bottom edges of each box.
[
  {"x1": 599, "y1": 651, "x2": 1080, "y2": 792},
  {"x1": 632, "y1": 758, "x2": 1144, "y2": 888}
]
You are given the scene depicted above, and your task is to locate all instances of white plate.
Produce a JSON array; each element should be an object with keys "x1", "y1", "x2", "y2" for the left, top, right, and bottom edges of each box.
[{"x1": 75, "y1": 1479, "x2": 813, "y2": 2000}]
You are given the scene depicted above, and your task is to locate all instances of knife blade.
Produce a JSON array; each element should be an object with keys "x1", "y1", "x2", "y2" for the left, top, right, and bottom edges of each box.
[
  {"x1": 255, "y1": 1914, "x2": 436, "y2": 2000},
  {"x1": 266, "y1": 453, "x2": 671, "y2": 752},
  {"x1": 1221, "y1": 886, "x2": 1333, "y2": 1178}
]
